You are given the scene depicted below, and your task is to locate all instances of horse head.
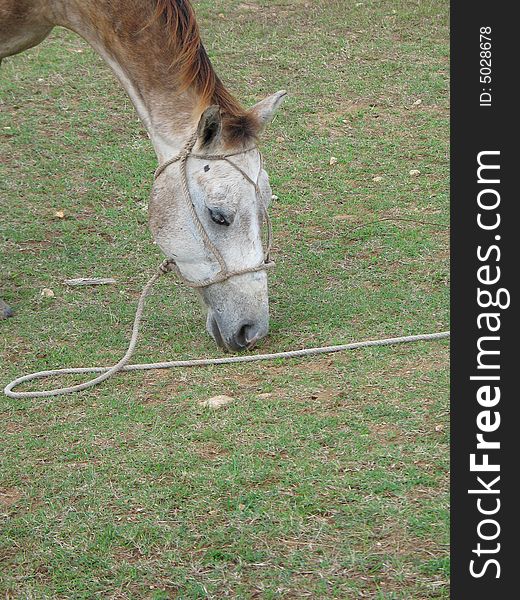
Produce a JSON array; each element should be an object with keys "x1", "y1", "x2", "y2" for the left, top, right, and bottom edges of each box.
[{"x1": 149, "y1": 91, "x2": 286, "y2": 351}]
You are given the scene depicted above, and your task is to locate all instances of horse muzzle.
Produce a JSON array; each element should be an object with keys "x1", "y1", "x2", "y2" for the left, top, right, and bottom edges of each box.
[{"x1": 206, "y1": 311, "x2": 269, "y2": 352}]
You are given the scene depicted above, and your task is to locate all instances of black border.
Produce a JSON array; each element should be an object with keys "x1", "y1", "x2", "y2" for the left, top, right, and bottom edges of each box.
[{"x1": 451, "y1": 2, "x2": 517, "y2": 597}]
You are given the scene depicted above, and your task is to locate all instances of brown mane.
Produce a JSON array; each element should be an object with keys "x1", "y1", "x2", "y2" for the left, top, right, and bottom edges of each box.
[{"x1": 152, "y1": 0, "x2": 259, "y2": 143}]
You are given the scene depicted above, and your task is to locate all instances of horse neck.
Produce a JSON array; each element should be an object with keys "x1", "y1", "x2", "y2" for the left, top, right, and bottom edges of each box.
[{"x1": 48, "y1": 1, "x2": 204, "y2": 161}]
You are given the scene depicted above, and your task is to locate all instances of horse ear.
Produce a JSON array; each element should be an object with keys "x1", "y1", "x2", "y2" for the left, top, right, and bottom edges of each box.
[
  {"x1": 249, "y1": 90, "x2": 287, "y2": 131},
  {"x1": 197, "y1": 105, "x2": 222, "y2": 147}
]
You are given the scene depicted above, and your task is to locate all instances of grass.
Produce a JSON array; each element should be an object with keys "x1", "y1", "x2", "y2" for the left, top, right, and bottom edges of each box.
[{"x1": 0, "y1": 1, "x2": 449, "y2": 598}]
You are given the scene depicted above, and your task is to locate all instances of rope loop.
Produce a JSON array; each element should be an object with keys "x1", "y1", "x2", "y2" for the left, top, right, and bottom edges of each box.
[{"x1": 158, "y1": 259, "x2": 176, "y2": 275}]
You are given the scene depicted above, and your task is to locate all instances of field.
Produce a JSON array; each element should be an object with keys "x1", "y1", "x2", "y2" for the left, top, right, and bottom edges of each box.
[{"x1": 0, "y1": 1, "x2": 449, "y2": 598}]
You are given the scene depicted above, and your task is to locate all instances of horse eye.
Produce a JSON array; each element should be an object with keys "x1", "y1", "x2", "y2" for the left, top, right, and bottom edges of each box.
[
  {"x1": 209, "y1": 208, "x2": 231, "y2": 226},
  {"x1": 204, "y1": 165, "x2": 210, "y2": 172}
]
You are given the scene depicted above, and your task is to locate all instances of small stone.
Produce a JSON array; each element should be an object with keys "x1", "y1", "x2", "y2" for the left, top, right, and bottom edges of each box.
[
  {"x1": 435, "y1": 424, "x2": 444, "y2": 432},
  {"x1": 54, "y1": 210, "x2": 65, "y2": 219},
  {"x1": 271, "y1": 194, "x2": 279, "y2": 201},
  {"x1": 199, "y1": 395, "x2": 234, "y2": 409},
  {"x1": 329, "y1": 156, "x2": 338, "y2": 166},
  {"x1": 413, "y1": 99, "x2": 422, "y2": 106},
  {"x1": 276, "y1": 136, "x2": 285, "y2": 143},
  {"x1": 258, "y1": 393, "x2": 272, "y2": 399},
  {"x1": 372, "y1": 176, "x2": 383, "y2": 182},
  {"x1": 65, "y1": 278, "x2": 116, "y2": 287},
  {"x1": 409, "y1": 169, "x2": 421, "y2": 177},
  {"x1": 41, "y1": 288, "x2": 55, "y2": 298}
]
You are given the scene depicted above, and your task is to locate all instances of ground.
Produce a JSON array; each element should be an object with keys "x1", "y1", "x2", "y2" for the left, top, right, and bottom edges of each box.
[{"x1": 0, "y1": 0, "x2": 449, "y2": 598}]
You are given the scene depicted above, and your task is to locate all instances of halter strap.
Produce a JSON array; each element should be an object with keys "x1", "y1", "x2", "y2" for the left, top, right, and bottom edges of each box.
[{"x1": 154, "y1": 133, "x2": 274, "y2": 288}]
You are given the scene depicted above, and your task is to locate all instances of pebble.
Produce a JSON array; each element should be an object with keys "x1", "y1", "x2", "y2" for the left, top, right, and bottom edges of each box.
[{"x1": 199, "y1": 395, "x2": 234, "y2": 409}]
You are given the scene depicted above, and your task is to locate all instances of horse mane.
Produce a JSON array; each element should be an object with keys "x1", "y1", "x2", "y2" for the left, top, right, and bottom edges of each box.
[{"x1": 151, "y1": 0, "x2": 259, "y2": 143}]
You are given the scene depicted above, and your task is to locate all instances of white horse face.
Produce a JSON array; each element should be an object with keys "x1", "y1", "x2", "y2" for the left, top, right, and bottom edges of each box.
[{"x1": 149, "y1": 92, "x2": 286, "y2": 351}]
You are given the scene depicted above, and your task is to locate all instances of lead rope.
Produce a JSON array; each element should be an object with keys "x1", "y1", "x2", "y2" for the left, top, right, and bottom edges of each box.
[
  {"x1": 4, "y1": 135, "x2": 450, "y2": 399},
  {"x1": 3, "y1": 258, "x2": 450, "y2": 398}
]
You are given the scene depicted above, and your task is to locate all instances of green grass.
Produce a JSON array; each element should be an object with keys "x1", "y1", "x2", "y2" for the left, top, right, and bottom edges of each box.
[{"x1": 0, "y1": 1, "x2": 449, "y2": 597}]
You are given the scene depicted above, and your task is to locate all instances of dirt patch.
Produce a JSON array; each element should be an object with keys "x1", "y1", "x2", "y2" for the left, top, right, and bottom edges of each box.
[
  {"x1": 370, "y1": 351, "x2": 449, "y2": 381},
  {"x1": 195, "y1": 442, "x2": 229, "y2": 460},
  {"x1": 2, "y1": 421, "x2": 26, "y2": 435},
  {"x1": 112, "y1": 546, "x2": 145, "y2": 564},
  {"x1": 0, "y1": 488, "x2": 22, "y2": 507},
  {"x1": 312, "y1": 100, "x2": 376, "y2": 135},
  {"x1": 369, "y1": 422, "x2": 406, "y2": 443}
]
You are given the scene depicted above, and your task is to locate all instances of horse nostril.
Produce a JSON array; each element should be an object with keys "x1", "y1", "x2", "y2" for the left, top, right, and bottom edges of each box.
[
  {"x1": 235, "y1": 322, "x2": 253, "y2": 349},
  {"x1": 225, "y1": 321, "x2": 267, "y2": 352},
  {"x1": 229, "y1": 321, "x2": 262, "y2": 351}
]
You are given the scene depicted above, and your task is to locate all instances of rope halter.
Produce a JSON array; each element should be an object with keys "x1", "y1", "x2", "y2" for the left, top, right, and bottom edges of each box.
[{"x1": 154, "y1": 132, "x2": 275, "y2": 288}]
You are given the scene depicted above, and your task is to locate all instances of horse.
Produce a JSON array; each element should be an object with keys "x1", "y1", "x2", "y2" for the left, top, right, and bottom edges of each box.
[{"x1": 0, "y1": 0, "x2": 286, "y2": 351}]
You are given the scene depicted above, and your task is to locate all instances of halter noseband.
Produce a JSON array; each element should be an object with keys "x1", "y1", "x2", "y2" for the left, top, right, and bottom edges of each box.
[{"x1": 154, "y1": 132, "x2": 275, "y2": 288}]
